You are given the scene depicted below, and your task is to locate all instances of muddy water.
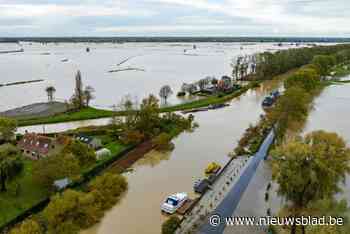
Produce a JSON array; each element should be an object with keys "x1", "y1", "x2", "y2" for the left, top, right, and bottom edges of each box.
[
  {"x1": 0, "y1": 42, "x2": 290, "y2": 111},
  {"x1": 81, "y1": 80, "x2": 281, "y2": 234},
  {"x1": 303, "y1": 79, "x2": 350, "y2": 202}
]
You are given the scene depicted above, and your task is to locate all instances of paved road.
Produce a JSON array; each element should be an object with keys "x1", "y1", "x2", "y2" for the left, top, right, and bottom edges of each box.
[{"x1": 198, "y1": 130, "x2": 275, "y2": 234}]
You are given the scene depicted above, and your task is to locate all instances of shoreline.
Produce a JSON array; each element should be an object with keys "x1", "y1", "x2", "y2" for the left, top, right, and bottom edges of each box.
[{"x1": 15, "y1": 81, "x2": 261, "y2": 127}]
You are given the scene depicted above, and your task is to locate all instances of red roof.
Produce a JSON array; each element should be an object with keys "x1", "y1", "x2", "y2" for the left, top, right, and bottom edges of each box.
[{"x1": 18, "y1": 133, "x2": 53, "y2": 155}]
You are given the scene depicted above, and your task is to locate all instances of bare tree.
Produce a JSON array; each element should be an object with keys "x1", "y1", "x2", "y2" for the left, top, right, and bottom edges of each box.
[
  {"x1": 84, "y1": 86, "x2": 95, "y2": 107},
  {"x1": 159, "y1": 85, "x2": 173, "y2": 103},
  {"x1": 45, "y1": 86, "x2": 56, "y2": 102}
]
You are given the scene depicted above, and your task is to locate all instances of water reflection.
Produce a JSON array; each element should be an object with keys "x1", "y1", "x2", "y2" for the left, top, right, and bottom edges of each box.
[
  {"x1": 81, "y1": 79, "x2": 282, "y2": 234},
  {"x1": 135, "y1": 150, "x2": 172, "y2": 168}
]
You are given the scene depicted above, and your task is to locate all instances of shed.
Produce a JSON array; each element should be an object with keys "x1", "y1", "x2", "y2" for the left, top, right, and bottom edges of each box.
[
  {"x1": 53, "y1": 178, "x2": 71, "y2": 191},
  {"x1": 96, "y1": 148, "x2": 112, "y2": 160}
]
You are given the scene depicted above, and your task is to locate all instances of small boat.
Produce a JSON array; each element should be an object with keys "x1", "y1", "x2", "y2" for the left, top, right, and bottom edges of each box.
[
  {"x1": 161, "y1": 193, "x2": 188, "y2": 214},
  {"x1": 262, "y1": 90, "x2": 281, "y2": 108},
  {"x1": 194, "y1": 179, "x2": 210, "y2": 194},
  {"x1": 208, "y1": 103, "x2": 230, "y2": 110},
  {"x1": 61, "y1": 58, "x2": 69, "y2": 62}
]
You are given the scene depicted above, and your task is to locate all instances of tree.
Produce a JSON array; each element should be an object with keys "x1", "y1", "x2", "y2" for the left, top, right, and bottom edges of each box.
[
  {"x1": 32, "y1": 153, "x2": 80, "y2": 188},
  {"x1": 45, "y1": 86, "x2": 56, "y2": 103},
  {"x1": 88, "y1": 172, "x2": 128, "y2": 209},
  {"x1": 63, "y1": 140, "x2": 96, "y2": 167},
  {"x1": 198, "y1": 78, "x2": 209, "y2": 91},
  {"x1": 118, "y1": 95, "x2": 138, "y2": 132},
  {"x1": 0, "y1": 117, "x2": 17, "y2": 142},
  {"x1": 153, "y1": 133, "x2": 174, "y2": 151},
  {"x1": 159, "y1": 85, "x2": 173, "y2": 103},
  {"x1": 162, "y1": 216, "x2": 181, "y2": 234},
  {"x1": 43, "y1": 189, "x2": 87, "y2": 233},
  {"x1": 70, "y1": 70, "x2": 84, "y2": 110},
  {"x1": 83, "y1": 86, "x2": 95, "y2": 107},
  {"x1": 211, "y1": 78, "x2": 218, "y2": 87},
  {"x1": 306, "y1": 199, "x2": 350, "y2": 234},
  {"x1": 136, "y1": 94, "x2": 161, "y2": 138},
  {"x1": 271, "y1": 131, "x2": 350, "y2": 234},
  {"x1": 268, "y1": 86, "x2": 311, "y2": 139},
  {"x1": 285, "y1": 68, "x2": 321, "y2": 92},
  {"x1": 9, "y1": 219, "x2": 43, "y2": 234},
  {"x1": 312, "y1": 55, "x2": 336, "y2": 76},
  {"x1": 0, "y1": 144, "x2": 23, "y2": 192}
]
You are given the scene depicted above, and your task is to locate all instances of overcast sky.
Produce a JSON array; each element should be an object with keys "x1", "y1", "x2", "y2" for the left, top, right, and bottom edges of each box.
[{"x1": 0, "y1": 0, "x2": 349, "y2": 37}]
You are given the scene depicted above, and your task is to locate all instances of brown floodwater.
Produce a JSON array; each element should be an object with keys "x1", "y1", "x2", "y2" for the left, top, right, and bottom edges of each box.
[
  {"x1": 303, "y1": 79, "x2": 350, "y2": 201},
  {"x1": 81, "y1": 80, "x2": 282, "y2": 234}
]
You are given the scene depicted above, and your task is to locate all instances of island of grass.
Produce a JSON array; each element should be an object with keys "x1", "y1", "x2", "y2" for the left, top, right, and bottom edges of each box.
[{"x1": 15, "y1": 81, "x2": 260, "y2": 127}]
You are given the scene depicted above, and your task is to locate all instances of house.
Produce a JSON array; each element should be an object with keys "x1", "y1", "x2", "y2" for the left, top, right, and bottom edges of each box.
[
  {"x1": 76, "y1": 134, "x2": 102, "y2": 150},
  {"x1": 218, "y1": 76, "x2": 233, "y2": 91},
  {"x1": 18, "y1": 133, "x2": 65, "y2": 160}
]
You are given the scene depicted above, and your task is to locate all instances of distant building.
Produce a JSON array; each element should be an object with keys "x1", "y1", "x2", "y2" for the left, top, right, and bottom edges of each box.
[
  {"x1": 218, "y1": 76, "x2": 233, "y2": 91},
  {"x1": 18, "y1": 133, "x2": 67, "y2": 160},
  {"x1": 75, "y1": 134, "x2": 102, "y2": 150}
]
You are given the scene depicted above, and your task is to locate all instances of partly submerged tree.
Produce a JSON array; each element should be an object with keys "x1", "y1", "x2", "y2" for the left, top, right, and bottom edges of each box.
[
  {"x1": 83, "y1": 86, "x2": 95, "y2": 107},
  {"x1": 0, "y1": 144, "x2": 23, "y2": 192},
  {"x1": 159, "y1": 85, "x2": 173, "y2": 103},
  {"x1": 162, "y1": 216, "x2": 181, "y2": 234},
  {"x1": 271, "y1": 131, "x2": 350, "y2": 234},
  {"x1": 45, "y1": 86, "x2": 56, "y2": 103}
]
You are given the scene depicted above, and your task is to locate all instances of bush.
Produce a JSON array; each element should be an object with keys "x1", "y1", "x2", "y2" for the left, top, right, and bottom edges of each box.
[
  {"x1": 205, "y1": 162, "x2": 221, "y2": 175},
  {"x1": 9, "y1": 219, "x2": 43, "y2": 234},
  {"x1": 88, "y1": 172, "x2": 128, "y2": 209},
  {"x1": 153, "y1": 133, "x2": 174, "y2": 151},
  {"x1": 120, "y1": 130, "x2": 145, "y2": 145},
  {"x1": 162, "y1": 216, "x2": 181, "y2": 234}
]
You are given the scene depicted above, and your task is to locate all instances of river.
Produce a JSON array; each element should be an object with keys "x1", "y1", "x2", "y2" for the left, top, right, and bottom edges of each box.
[{"x1": 80, "y1": 79, "x2": 281, "y2": 234}]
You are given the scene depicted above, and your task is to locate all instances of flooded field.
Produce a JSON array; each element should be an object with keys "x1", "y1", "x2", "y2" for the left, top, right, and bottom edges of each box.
[
  {"x1": 81, "y1": 80, "x2": 281, "y2": 234},
  {"x1": 1, "y1": 42, "x2": 292, "y2": 112}
]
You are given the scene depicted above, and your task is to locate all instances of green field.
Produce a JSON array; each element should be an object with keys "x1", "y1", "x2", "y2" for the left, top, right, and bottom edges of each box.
[
  {"x1": 0, "y1": 160, "x2": 49, "y2": 227},
  {"x1": 17, "y1": 82, "x2": 259, "y2": 127}
]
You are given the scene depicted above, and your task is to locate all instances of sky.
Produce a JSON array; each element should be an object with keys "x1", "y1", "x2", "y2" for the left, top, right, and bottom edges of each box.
[{"x1": 0, "y1": 0, "x2": 349, "y2": 37}]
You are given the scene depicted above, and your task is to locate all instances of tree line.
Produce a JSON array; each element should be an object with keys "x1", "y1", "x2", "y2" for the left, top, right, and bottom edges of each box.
[
  {"x1": 265, "y1": 48, "x2": 350, "y2": 234},
  {"x1": 232, "y1": 44, "x2": 350, "y2": 81}
]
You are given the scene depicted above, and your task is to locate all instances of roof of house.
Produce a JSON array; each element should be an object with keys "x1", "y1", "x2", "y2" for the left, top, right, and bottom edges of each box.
[
  {"x1": 18, "y1": 133, "x2": 53, "y2": 155},
  {"x1": 76, "y1": 134, "x2": 95, "y2": 144}
]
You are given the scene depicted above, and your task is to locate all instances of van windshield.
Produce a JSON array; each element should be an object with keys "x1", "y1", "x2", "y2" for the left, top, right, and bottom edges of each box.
[{"x1": 166, "y1": 198, "x2": 178, "y2": 206}]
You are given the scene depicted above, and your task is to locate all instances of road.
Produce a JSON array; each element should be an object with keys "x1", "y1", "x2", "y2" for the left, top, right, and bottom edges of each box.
[{"x1": 198, "y1": 130, "x2": 275, "y2": 234}]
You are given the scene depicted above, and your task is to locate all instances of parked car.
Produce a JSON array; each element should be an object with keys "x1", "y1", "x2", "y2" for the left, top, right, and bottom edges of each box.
[{"x1": 161, "y1": 193, "x2": 188, "y2": 214}]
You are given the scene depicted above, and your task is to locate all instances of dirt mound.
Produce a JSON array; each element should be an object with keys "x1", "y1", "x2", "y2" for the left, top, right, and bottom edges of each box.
[{"x1": 0, "y1": 102, "x2": 68, "y2": 119}]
